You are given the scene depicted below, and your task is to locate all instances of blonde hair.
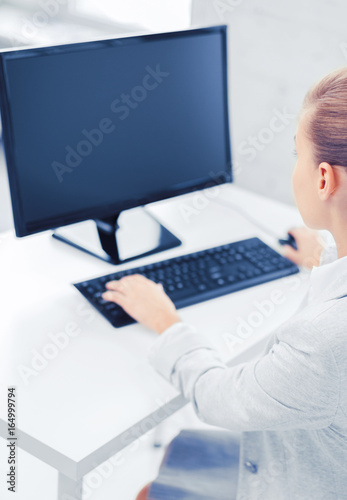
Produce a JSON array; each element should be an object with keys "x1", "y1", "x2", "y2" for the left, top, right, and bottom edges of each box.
[{"x1": 301, "y1": 67, "x2": 347, "y2": 168}]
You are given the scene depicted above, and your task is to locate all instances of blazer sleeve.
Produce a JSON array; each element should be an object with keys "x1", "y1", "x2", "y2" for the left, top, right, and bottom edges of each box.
[{"x1": 148, "y1": 319, "x2": 339, "y2": 432}]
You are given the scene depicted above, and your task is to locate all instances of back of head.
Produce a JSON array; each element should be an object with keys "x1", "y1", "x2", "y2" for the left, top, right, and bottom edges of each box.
[{"x1": 301, "y1": 67, "x2": 347, "y2": 168}]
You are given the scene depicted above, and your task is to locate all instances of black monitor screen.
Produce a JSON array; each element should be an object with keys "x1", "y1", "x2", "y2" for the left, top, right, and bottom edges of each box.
[{"x1": 0, "y1": 26, "x2": 231, "y2": 236}]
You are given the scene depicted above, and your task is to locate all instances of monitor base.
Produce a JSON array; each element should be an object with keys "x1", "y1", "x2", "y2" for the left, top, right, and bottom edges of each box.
[{"x1": 52, "y1": 206, "x2": 182, "y2": 265}]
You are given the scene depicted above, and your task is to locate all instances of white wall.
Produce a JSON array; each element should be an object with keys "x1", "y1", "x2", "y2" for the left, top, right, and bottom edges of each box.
[{"x1": 191, "y1": 0, "x2": 347, "y2": 205}]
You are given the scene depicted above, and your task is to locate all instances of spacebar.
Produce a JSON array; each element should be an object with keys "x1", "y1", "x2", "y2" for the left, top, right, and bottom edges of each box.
[
  {"x1": 167, "y1": 286, "x2": 199, "y2": 302},
  {"x1": 168, "y1": 285, "x2": 226, "y2": 308},
  {"x1": 167, "y1": 276, "x2": 262, "y2": 309}
]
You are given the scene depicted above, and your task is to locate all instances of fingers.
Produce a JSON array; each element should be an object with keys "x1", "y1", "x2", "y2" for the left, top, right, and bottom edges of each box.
[
  {"x1": 106, "y1": 274, "x2": 159, "y2": 293},
  {"x1": 105, "y1": 279, "x2": 128, "y2": 295},
  {"x1": 102, "y1": 289, "x2": 128, "y2": 307},
  {"x1": 282, "y1": 242, "x2": 318, "y2": 269},
  {"x1": 282, "y1": 244, "x2": 300, "y2": 265},
  {"x1": 103, "y1": 277, "x2": 134, "y2": 303},
  {"x1": 286, "y1": 227, "x2": 300, "y2": 238},
  {"x1": 103, "y1": 274, "x2": 160, "y2": 302}
]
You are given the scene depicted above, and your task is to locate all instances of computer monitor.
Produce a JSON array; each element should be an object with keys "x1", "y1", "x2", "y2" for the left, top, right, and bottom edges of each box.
[{"x1": 0, "y1": 25, "x2": 232, "y2": 264}]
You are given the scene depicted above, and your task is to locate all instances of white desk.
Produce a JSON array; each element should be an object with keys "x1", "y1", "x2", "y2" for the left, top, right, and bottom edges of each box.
[{"x1": 0, "y1": 184, "x2": 309, "y2": 499}]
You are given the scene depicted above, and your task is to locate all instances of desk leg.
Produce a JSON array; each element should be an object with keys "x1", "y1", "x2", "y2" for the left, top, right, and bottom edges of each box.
[{"x1": 58, "y1": 472, "x2": 83, "y2": 500}]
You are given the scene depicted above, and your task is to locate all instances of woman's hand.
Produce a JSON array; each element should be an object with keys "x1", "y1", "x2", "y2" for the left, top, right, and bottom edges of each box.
[
  {"x1": 281, "y1": 226, "x2": 325, "y2": 269},
  {"x1": 102, "y1": 274, "x2": 181, "y2": 334}
]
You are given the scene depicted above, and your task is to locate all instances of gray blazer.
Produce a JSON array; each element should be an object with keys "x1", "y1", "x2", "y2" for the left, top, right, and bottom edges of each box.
[{"x1": 149, "y1": 267, "x2": 347, "y2": 499}]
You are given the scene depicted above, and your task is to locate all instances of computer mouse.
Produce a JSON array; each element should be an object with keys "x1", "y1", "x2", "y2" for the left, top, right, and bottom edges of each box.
[{"x1": 278, "y1": 233, "x2": 298, "y2": 250}]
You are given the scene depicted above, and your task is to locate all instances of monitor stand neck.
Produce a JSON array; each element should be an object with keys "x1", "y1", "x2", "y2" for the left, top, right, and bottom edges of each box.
[
  {"x1": 95, "y1": 214, "x2": 122, "y2": 263},
  {"x1": 52, "y1": 206, "x2": 182, "y2": 265}
]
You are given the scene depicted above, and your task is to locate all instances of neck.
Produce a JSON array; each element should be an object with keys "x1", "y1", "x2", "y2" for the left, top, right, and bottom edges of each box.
[
  {"x1": 329, "y1": 219, "x2": 347, "y2": 259},
  {"x1": 328, "y1": 176, "x2": 347, "y2": 258}
]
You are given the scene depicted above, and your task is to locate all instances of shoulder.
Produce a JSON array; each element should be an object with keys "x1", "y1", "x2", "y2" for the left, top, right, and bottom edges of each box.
[
  {"x1": 276, "y1": 298, "x2": 347, "y2": 369},
  {"x1": 311, "y1": 298, "x2": 347, "y2": 367}
]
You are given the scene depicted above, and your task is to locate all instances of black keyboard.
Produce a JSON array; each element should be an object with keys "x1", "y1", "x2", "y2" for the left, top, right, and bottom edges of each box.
[{"x1": 73, "y1": 237, "x2": 299, "y2": 328}]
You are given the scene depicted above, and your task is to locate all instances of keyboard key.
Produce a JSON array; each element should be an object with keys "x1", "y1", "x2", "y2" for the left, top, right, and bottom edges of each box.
[
  {"x1": 211, "y1": 272, "x2": 222, "y2": 279},
  {"x1": 104, "y1": 302, "x2": 116, "y2": 311},
  {"x1": 209, "y1": 266, "x2": 220, "y2": 273}
]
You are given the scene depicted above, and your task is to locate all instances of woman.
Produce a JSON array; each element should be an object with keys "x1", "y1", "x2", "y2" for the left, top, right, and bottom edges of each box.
[{"x1": 103, "y1": 68, "x2": 347, "y2": 499}]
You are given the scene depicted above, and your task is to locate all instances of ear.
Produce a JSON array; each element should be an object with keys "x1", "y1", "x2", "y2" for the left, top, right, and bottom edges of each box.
[{"x1": 317, "y1": 162, "x2": 337, "y2": 200}]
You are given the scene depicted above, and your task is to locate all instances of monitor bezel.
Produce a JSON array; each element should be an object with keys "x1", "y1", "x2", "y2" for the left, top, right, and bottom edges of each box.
[{"x1": 0, "y1": 25, "x2": 232, "y2": 237}]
